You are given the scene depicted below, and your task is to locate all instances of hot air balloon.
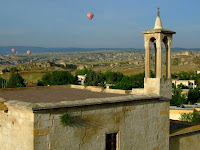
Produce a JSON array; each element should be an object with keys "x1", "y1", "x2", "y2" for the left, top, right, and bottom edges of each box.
[
  {"x1": 27, "y1": 50, "x2": 31, "y2": 55},
  {"x1": 11, "y1": 48, "x2": 16, "y2": 53},
  {"x1": 16, "y1": 52, "x2": 19, "y2": 54},
  {"x1": 87, "y1": 12, "x2": 94, "y2": 20}
]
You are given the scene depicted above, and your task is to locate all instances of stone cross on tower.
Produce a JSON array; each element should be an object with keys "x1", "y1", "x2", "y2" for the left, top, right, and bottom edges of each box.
[{"x1": 142, "y1": 9, "x2": 176, "y2": 99}]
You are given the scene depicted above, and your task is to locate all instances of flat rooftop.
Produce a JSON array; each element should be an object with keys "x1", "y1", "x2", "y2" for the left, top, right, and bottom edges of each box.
[
  {"x1": 0, "y1": 86, "x2": 125, "y2": 103},
  {"x1": 170, "y1": 121, "x2": 194, "y2": 133},
  {"x1": 0, "y1": 85, "x2": 162, "y2": 110},
  {"x1": 170, "y1": 120, "x2": 200, "y2": 136}
]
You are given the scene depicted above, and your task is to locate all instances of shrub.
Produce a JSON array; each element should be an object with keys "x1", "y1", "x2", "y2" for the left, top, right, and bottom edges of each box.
[
  {"x1": 180, "y1": 112, "x2": 200, "y2": 123},
  {"x1": 60, "y1": 113, "x2": 71, "y2": 126}
]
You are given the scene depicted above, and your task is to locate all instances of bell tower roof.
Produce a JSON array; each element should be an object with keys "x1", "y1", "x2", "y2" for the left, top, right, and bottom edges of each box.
[{"x1": 142, "y1": 8, "x2": 176, "y2": 34}]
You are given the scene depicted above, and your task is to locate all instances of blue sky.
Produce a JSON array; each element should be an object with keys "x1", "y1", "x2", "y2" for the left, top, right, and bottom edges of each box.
[{"x1": 0, "y1": 0, "x2": 199, "y2": 48}]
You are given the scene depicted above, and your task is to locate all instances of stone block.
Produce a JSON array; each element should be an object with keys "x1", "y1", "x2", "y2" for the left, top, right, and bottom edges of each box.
[
  {"x1": 34, "y1": 128, "x2": 50, "y2": 136},
  {"x1": 38, "y1": 120, "x2": 53, "y2": 128},
  {"x1": 160, "y1": 110, "x2": 168, "y2": 116},
  {"x1": 40, "y1": 114, "x2": 50, "y2": 121},
  {"x1": 34, "y1": 142, "x2": 49, "y2": 150},
  {"x1": 34, "y1": 135, "x2": 47, "y2": 144}
]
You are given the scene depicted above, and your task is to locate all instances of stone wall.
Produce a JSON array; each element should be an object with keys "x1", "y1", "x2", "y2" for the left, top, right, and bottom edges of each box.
[
  {"x1": 104, "y1": 88, "x2": 129, "y2": 94},
  {"x1": 144, "y1": 78, "x2": 172, "y2": 99},
  {"x1": 34, "y1": 100, "x2": 169, "y2": 150},
  {"x1": 170, "y1": 130, "x2": 200, "y2": 150},
  {"x1": 0, "y1": 103, "x2": 34, "y2": 150},
  {"x1": 131, "y1": 88, "x2": 144, "y2": 94}
]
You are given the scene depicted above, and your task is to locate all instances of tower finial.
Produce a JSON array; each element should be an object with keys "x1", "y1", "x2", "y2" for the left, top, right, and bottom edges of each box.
[
  {"x1": 157, "y1": 7, "x2": 160, "y2": 16},
  {"x1": 154, "y1": 7, "x2": 162, "y2": 29}
]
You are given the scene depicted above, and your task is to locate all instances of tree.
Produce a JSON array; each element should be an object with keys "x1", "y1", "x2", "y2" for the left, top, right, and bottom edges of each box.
[
  {"x1": 177, "y1": 83, "x2": 189, "y2": 89},
  {"x1": 75, "y1": 68, "x2": 89, "y2": 75},
  {"x1": 0, "y1": 77, "x2": 6, "y2": 89},
  {"x1": 40, "y1": 72, "x2": 51, "y2": 86},
  {"x1": 187, "y1": 88, "x2": 200, "y2": 104},
  {"x1": 39, "y1": 71, "x2": 77, "y2": 86},
  {"x1": 172, "y1": 58, "x2": 179, "y2": 66},
  {"x1": 171, "y1": 86, "x2": 187, "y2": 106},
  {"x1": 111, "y1": 82, "x2": 138, "y2": 90},
  {"x1": 6, "y1": 73, "x2": 25, "y2": 88},
  {"x1": 84, "y1": 70, "x2": 105, "y2": 87},
  {"x1": 108, "y1": 71, "x2": 154, "y2": 90},
  {"x1": 105, "y1": 71, "x2": 124, "y2": 84},
  {"x1": 50, "y1": 71, "x2": 76, "y2": 85}
]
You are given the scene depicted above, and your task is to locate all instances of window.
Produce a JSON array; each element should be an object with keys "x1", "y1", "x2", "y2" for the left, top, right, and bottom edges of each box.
[
  {"x1": 106, "y1": 132, "x2": 118, "y2": 150},
  {"x1": 188, "y1": 82, "x2": 193, "y2": 86}
]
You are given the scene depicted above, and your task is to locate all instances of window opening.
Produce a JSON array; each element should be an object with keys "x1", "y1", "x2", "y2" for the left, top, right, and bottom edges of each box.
[{"x1": 106, "y1": 132, "x2": 118, "y2": 150}]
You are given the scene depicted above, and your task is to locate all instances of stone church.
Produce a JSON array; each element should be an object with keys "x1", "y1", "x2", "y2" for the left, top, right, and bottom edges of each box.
[{"x1": 0, "y1": 9, "x2": 175, "y2": 150}]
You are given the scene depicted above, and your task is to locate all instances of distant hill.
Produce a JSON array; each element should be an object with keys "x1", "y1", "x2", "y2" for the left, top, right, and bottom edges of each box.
[
  {"x1": 0, "y1": 46, "x2": 143, "y2": 55},
  {"x1": 173, "y1": 47, "x2": 200, "y2": 51},
  {"x1": 0, "y1": 46, "x2": 199, "y2": 55}
]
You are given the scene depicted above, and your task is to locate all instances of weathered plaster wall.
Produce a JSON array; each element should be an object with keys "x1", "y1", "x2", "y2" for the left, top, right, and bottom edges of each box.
[
  {"x1": 170, "y1": 131, "x2": 200, "y2": 150},
  {"x1": 34, "y1": 100, "x2": 169, "y2": 150},
  {"x1": 0, "y1": 104, "x2": 34, "y2": 150}
]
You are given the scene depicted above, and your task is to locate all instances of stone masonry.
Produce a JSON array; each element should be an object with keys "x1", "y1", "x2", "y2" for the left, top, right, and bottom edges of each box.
[{"x1": 0, "y1": 94, "x2": 169, "y2": 150}]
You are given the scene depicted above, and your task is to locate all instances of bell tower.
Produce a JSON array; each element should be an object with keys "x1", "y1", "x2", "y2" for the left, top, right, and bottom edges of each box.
[{"x1": 142, "y1": 8, "x2": 176, "y2": 99}]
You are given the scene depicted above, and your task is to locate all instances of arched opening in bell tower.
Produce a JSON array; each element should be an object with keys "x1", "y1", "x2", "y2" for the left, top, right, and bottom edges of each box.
[
  {"x1": 150, "y1": 37, "x2": 156, "y2": 78},
  {"x1": 163, "y1": 36, "x2": 168, "y2": 78}
]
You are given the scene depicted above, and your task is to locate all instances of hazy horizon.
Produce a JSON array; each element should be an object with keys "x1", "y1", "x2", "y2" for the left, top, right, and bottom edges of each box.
[{"x1": 1, "y1": 46, "x2": 200, "y2": 55}]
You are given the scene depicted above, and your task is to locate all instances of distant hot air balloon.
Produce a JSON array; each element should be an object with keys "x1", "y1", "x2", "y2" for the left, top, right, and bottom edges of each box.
[
  {"x1": 87, "y1": 12, "x2": 94, "y2": 20},
  {"x1": 16, "y1": 52, "x2": 19, "y2": 54},
  {"x1": 11, "y1": 48, "x2": 16, "y2": 53},
  {"x1": 27, "y1": 50, "x2": 31, "y2": 55}
]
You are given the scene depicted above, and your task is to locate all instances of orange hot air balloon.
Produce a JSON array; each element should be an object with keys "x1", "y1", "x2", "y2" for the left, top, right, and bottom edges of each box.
[
  {"x1": 11, "y1": 48, "x2": 16, "y2": 53},
  {"x1": 16, "y1": 52, "x2": 19, "y2": 54},
  {"x1": 27, "y1": 50, "x2": 31, "y2": 55},
  {"x1": 87, "y1": 12, "x2": 94, "y2": 20}
]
